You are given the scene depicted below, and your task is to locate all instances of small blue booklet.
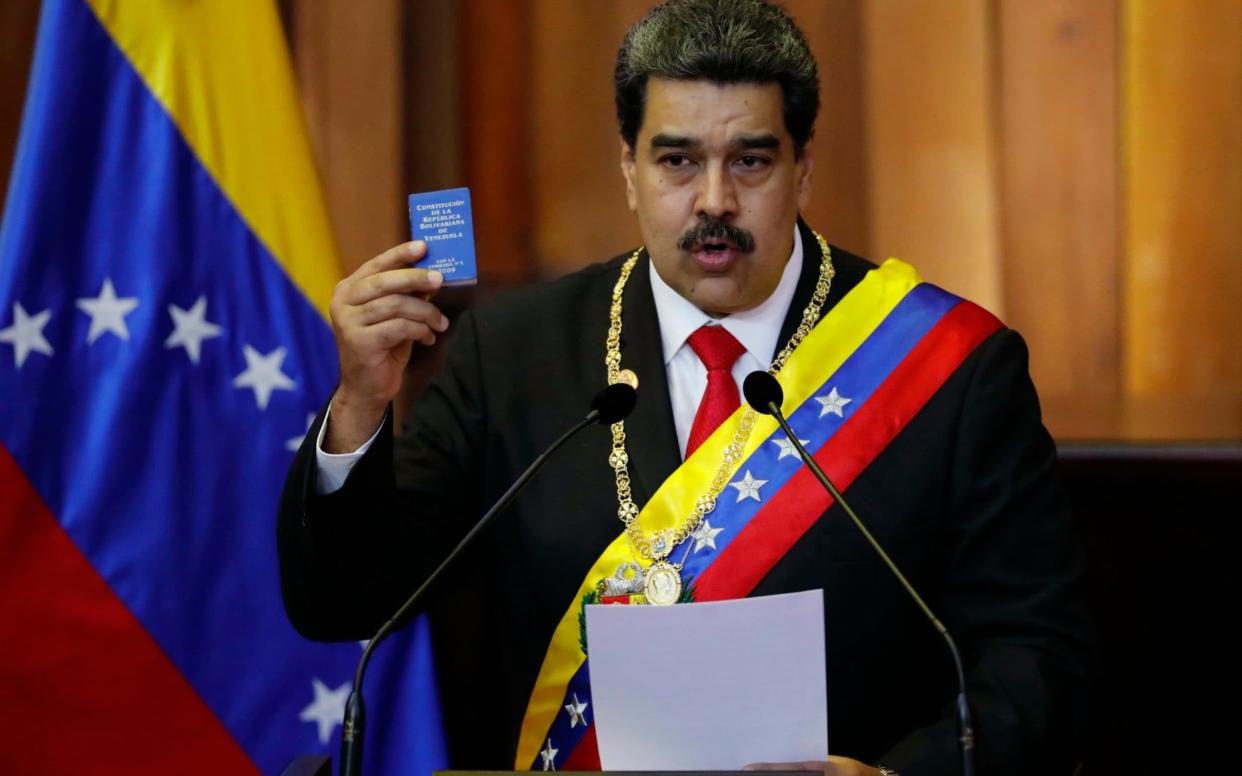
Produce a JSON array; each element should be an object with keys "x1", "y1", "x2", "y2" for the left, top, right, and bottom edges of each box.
[{"x1": 407, "y1": 187, "x2": 478, "y2": 286}]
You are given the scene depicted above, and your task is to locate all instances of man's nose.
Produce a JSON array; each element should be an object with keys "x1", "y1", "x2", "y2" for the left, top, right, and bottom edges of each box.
[{"x1": 695, "y1": 163, "x2": 738, "y2": 221}]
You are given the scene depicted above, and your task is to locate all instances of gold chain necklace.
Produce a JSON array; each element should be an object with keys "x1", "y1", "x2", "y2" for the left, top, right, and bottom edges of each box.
[{"x1": 605, "y1": 230, "x2": 835, "y2": 604}]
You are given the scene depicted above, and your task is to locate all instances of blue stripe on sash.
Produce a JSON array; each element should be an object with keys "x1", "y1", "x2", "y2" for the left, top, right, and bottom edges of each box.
[{"x1": 675, "y1": 283, "x2": 959, "y2": 582}]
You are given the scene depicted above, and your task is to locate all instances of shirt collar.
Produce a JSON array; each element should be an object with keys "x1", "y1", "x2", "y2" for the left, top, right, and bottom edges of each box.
[{"x1": 649, "y1": 225, "x2": 804, "y2": 366}]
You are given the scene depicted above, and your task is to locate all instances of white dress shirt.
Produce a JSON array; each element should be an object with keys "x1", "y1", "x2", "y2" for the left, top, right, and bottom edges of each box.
[
  {"x1": 315, "y1": 226, "x2": 803, "y2": 493},
  {"x1": 650, "y1": 226, "x2": 803, "y2": 456}
]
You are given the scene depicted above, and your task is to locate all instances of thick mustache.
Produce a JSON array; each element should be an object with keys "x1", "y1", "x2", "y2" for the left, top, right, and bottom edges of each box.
[{"x1": 677, "y1": 218, "x2": 756, "y2": 253}]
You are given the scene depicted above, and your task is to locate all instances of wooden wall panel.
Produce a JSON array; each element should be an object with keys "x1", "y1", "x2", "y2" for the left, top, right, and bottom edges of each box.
[
  {"x1": 0, "y1": 1, "x2": 40, "y2": 218},
  {"x1": 863, "y1": 0, "x2": 1004, "y2": 314},
  {"x1": 786, "y1": 0, "x2": 870, "y2": 257},
  {"x1": 405, "y1": 0, "x2": 464, "y2": 195},
  {"x1": 460, "y1": 0, "x2": 534, "y2": 284},
  {"x1": 1122, "y1": 0, "x2": 1242, "y2": 396},
  {"x1": 996, "y1": 0, "x2": 1119, "y2": 401},
  {"x1": 289, "y1": 0, "x2": 403, "y2": 275},
  {"x1": 531, "y1": 0, "x2": 648, "y2": 276}
]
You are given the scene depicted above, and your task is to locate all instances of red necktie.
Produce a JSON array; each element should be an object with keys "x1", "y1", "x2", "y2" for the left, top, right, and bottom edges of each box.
[{"x1": 685, "y1": 324, "x2": 747, "y2": 457}]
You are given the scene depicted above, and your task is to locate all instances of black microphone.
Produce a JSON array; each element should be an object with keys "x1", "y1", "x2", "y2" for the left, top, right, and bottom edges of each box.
[
  {"x1": 742, "y1": 371, "x2": 976, "y2": 776},
  {"x1": 339, "y1": 382, "x2": 638, "y2": 776}
]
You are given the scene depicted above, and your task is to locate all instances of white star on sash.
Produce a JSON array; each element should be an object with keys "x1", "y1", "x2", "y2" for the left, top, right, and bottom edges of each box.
[
  {"x1": 0, "y1": 302, "x2": 54, "y2": 367},
  {"x1": 771, "y1": 435, "x2": 810, "y2": 460},
  {"x1": 564, "y1": 693, "x2": 589, "y2": 728},
  {"x1": 540, "y1": 738, "x2": 559, "y2": 770},
  {"x1": 815, "y1": 387, "x2": 852, "y2": 418},
  {"x1": 76, "y1": 278, "x2": 139, "y2": 344},
  {"x1": 165, "y1": 296, "x2": 222, "y2": 363},
  {"x1": 298, "y1": 678, "x2": 349, "y2": 744},
  {"x1": 692, "y1": 520, "x2": 724, "y2": 552},
  {"x1": 729, "y1": 470, "x2": 768, "y2": 502},
  {"x1": 233, "y1": 344, "x2": 296, "y2": 410}
]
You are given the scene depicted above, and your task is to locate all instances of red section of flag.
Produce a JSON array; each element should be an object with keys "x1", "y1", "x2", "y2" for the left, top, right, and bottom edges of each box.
[
  {"x1": 561, "y1": 725, "x2": 602, "y2": 770},
  {"x1": 693, "y1": 302, "x2": 1002, "y2": 600},
  {"x1": 0, "y1": 445, "x2": 260, "y2": 774}
]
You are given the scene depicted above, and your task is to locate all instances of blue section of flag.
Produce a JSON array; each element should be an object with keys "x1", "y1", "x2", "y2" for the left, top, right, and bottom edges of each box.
[{"x1": 0, "y1": 1, "x2": 447, "y2": 774}]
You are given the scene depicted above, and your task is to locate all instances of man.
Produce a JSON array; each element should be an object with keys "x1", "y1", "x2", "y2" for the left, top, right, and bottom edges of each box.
[{"x1": 278, "y1": 1, "x2": 1090, "y2": 774}]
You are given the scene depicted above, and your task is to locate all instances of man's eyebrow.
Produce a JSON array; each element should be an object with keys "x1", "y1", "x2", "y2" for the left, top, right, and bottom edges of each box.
[
  {"x1": 734, "y1": 133, "x2": 781, "y2": 150},
  {"x1": 646, "y1": 133, "x2": 782, "y2": 151},
  {"x1": 649, "y1": 133, "x2": 700, "y2": 149}
]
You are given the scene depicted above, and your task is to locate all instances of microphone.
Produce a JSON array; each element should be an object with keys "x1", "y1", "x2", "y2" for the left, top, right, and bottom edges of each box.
[
  {"x1": 742, "y1": 371, "x2": 976, "y2": 776},
  {"x1": 588, "y1": 381, "x2": 638, "y2": 425},
  {"x1": 339, "y1": 382, "x2": 638, "y2": 776}
]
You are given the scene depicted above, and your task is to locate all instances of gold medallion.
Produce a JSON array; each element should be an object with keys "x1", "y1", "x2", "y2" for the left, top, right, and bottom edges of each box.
[
  {"x1": 614, "y1": 368, "x2": 639, "y2": 390},
  {"x1": 643, "y1": 561, "x2": 682, "y2": 606}
]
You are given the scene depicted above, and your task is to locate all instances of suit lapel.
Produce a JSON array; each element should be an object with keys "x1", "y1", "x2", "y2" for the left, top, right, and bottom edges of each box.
[{"x1": 617, "y1": 253, "x2": 682, "y2": 508}]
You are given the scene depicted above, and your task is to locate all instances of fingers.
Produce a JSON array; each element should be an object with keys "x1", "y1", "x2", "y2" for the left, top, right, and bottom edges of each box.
[
  {"x1": 344, "y1": 266, "x2": 443, "y2": 306},
  {"x1": 345, "y1": 317, "x2": 439, "y2": 352},
  {"x1": 352, "y1": 293, "x2": 449, "y2": 332},
  {"x1": 338, "y1": 241, "x2": 442, "y2": 305},
  {"x1": 358, "y1": 240, "x2": 427, "y2": 276}
]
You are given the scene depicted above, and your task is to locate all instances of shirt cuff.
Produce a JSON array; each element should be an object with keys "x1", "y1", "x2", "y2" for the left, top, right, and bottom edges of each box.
[{"x1": 313, "y1": 403, "x2": 383, "y2": 495}]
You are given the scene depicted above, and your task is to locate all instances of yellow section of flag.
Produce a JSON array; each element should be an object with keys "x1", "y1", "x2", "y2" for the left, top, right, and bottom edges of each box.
[{"x1": 85, "y1": 0, "x2": 339, "y2": 320}]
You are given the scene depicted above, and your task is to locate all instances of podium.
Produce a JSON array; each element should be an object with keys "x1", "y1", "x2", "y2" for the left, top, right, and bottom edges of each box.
[{"x1": 281, "y1": 761, "x2": 801, "y2": 776}]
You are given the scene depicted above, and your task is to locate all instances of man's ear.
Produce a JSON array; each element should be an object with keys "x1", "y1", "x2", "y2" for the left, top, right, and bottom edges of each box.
[
  {"x1": 795, "y1": 137, "x2": 815, "y2": 213},
  {"x1": 620, "y1": 138, "x2": 638, "y2": 211}
]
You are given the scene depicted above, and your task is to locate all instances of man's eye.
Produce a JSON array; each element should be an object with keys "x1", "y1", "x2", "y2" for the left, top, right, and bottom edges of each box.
[
  {"x1": 662, "y1": 154, "x2": 690, "y2": 168},
  {"x1": 737, "y1": 155, "x2": 768, "y2": 168}
]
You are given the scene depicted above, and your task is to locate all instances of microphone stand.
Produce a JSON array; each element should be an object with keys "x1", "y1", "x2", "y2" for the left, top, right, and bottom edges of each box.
[
  {"x1": 745, "y1": 373, "x2": 975, "y2": 776},
  {"x1": 339, "y1": 385, "x2": 635, "y2": 776}
]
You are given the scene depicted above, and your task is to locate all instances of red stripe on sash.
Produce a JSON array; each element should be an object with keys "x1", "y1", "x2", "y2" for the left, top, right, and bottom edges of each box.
[
  {"x1": 0, "y1": 446, "x2": 259, "y2": 774},
  {"x1": 693, "y1": 302, "x2": 1001, "y2": 600}
]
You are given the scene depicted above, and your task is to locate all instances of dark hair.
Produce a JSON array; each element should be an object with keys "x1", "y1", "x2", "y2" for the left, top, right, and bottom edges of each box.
[{"x1": 614, "y1": 0, "x2": 820, "y2": 156}]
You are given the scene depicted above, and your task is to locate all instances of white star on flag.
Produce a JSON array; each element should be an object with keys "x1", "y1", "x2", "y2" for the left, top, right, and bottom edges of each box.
[
  {"x1": 164, "y1": 296, "x2": 222, "y2": 363},
  {"x1": 729, "y1": 470, "x2": 768, "y2": 502},
  {"x1": 75, "y1": 278, "x2": 139, "y2": 345},
  {"x1": 564, "y1": 693, "x2": 589, "y2": 728},
  {"x1": 771, "y1": 435, "x2": 810, "y2": 460},
  {"x1": 815, "y1": 387, "x2": 852, "y2": 418},
  {"x1": 540, "y1": 738, "x2": 559, "y2": 771},
  {"x1": 233, "y1": 344, "x2": 296, "y2": 410},
  {"x1": 692, "y1": 519, "x2": 724, "y2": 553},
  {"x1": 298, "y1": 678, "x2": 350, "y2": 745},
  {"x1": 0, "y1": 302, "x2": 54, "y2": 368},
  {"x1": 287, "y1": 413, "x2": 316, "y2": 452}
]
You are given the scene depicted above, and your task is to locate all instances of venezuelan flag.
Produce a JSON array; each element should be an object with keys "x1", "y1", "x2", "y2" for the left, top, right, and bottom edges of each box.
[{"x1": 0, "y1": 1, "x2": 445, "y2": 773}]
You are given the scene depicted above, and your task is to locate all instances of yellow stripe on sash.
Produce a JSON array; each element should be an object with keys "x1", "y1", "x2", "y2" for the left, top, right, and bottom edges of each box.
[
  {"x1": 514, "y1": 258, "x2": 923, "y2": 768},
  {"x1": 85, "y1": 0, "x2": 339, "y2": 320}
]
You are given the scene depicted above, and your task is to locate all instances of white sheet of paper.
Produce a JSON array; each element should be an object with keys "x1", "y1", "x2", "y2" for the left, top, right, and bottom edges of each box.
[{"x1": 584, "y1": 589, "x2": 828, "y2": 769}]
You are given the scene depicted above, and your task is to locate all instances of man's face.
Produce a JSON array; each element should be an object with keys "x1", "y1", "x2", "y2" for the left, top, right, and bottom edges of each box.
[{"x1": 621, "y1": 77, "x2": 813, "y2": 316}]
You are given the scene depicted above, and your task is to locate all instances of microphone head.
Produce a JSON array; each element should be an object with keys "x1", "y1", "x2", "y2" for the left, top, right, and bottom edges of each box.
[
  {"x1": 590, "y1": 382, "x2": 638, "y2": 424},
  {"x1": 743, "y1": 371, "x2": 784, "y2": 416}
]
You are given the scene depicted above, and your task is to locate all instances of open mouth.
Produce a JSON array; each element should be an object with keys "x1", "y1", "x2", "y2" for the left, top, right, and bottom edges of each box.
[
  {"x1": 678, "y1": 217, "x2": 755, "y2": 272},
  {"x1": 691, "y1": 241, "x2": 739, "y2": 272}
]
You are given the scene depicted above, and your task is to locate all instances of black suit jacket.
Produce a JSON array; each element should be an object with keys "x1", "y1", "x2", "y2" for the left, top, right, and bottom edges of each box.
[{"x1": 278, "y1": 222, "x2": 1090, "y2": 775}]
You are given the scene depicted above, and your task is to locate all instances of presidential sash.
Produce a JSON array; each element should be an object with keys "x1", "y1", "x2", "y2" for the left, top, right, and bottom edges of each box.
[{"x1": 516, "y1": 259, "x2": 1002, "y2": 770}]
